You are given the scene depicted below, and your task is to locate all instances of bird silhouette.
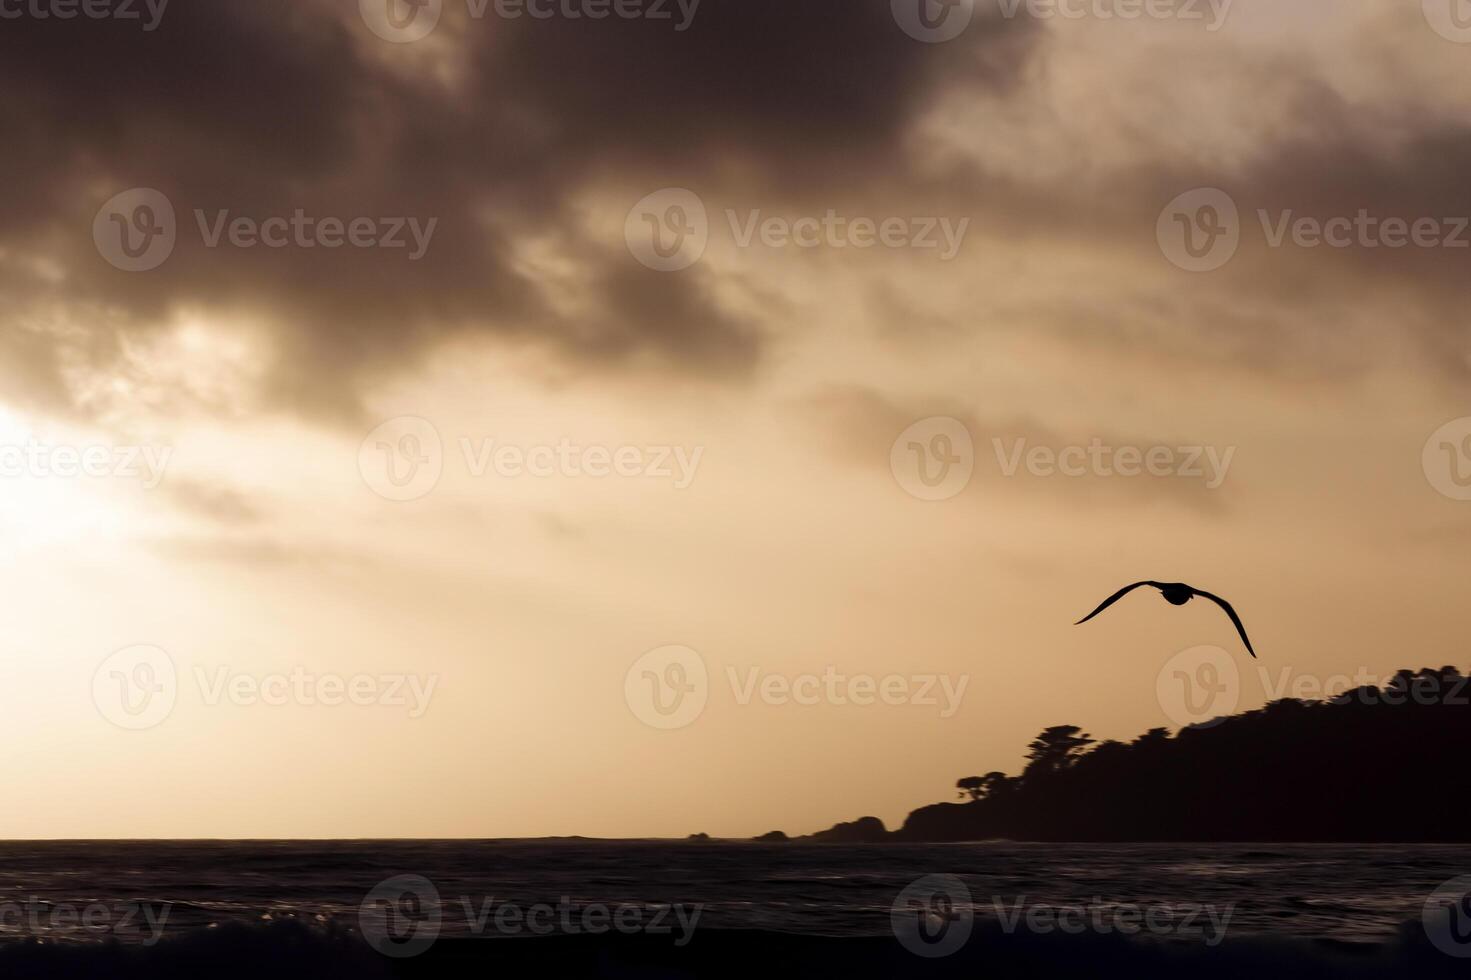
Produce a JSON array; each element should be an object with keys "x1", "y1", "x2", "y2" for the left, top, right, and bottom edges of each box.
[{"x1": 1075, "y1": 582, "x2": 1256, "y2": 658}]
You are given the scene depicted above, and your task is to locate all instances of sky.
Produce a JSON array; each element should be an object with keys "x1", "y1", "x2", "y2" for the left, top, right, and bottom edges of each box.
[{"x1": 2, "y1": 0, "x2": 1471, "y2": 838}]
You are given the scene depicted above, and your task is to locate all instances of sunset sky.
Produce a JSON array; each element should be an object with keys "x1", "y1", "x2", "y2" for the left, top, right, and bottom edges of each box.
[{"x1": 2, "y1": 0, "x2": 1470, "y2": 838}]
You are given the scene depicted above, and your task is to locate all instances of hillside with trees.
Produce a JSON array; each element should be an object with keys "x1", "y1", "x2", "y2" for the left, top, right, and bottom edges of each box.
[{"x1": 805, "y1": 666, "x2": 1471, "y2": 842}]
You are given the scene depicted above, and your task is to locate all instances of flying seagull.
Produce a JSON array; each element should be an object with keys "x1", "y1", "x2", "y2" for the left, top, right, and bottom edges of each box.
[{"x1": 1075, "y1": 582, "x2": 1256, "y2": 658}]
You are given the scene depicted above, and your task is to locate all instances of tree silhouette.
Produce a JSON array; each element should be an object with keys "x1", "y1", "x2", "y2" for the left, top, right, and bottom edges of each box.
[
  {"x1": 956, "y1": 771, "x2": 1010, "y2": 801},
  {"x1": 1022, "y1": 725, "x2": 1094, "y2": 778},
  {"x1": 893, "y1": 665, "x2": 1471, "y2": 842}
]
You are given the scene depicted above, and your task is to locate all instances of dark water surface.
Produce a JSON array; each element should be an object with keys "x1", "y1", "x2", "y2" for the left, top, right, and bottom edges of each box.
[{"x1": 0, "y1": 840, "x2": 1462, "y2": 946}]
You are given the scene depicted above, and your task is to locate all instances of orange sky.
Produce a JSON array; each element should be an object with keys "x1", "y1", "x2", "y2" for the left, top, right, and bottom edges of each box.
[{"x1": 1, "y1": 0, "x2": 1470, "y2": 838}]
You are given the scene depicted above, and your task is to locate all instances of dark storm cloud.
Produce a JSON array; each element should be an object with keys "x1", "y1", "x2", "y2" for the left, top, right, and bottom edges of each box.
[
  {"x1": 1124, "y1": 109, "x2": 1471, "y2": 379},
  {"x1": 858, "y1": 44, "x2": 1471, "y2": 382},
  {"x1": 0, "y1": 0, "x2": 1042, "y2": 422}
]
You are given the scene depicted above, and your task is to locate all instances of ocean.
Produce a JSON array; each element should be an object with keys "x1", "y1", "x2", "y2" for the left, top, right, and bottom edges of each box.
[{"x1": 0, "y1": 839, "x2": 1462, "y2": 946}]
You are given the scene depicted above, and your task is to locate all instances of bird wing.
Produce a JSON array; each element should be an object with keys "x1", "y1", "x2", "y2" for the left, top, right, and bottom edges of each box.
[
  {"x1": 1074, "y1": 582, "x2": 1160, "y2": 625},
  {"x1": 1190, "y1": 588, "x2": 1257, "y2": 659}
]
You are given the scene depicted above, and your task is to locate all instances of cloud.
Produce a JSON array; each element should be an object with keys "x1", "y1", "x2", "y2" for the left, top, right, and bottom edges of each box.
[
  {"x1": 5, "y1": 0, "x2": 1469, "y2": 429},
  {"x1": 0, "y1": 0, "x2": 1042, "y2": 424}
]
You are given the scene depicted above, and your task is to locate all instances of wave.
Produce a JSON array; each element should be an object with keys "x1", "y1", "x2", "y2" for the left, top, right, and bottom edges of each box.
[{"x1": 1, "y1": 917, "x2": 1467, "y2": 980}]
